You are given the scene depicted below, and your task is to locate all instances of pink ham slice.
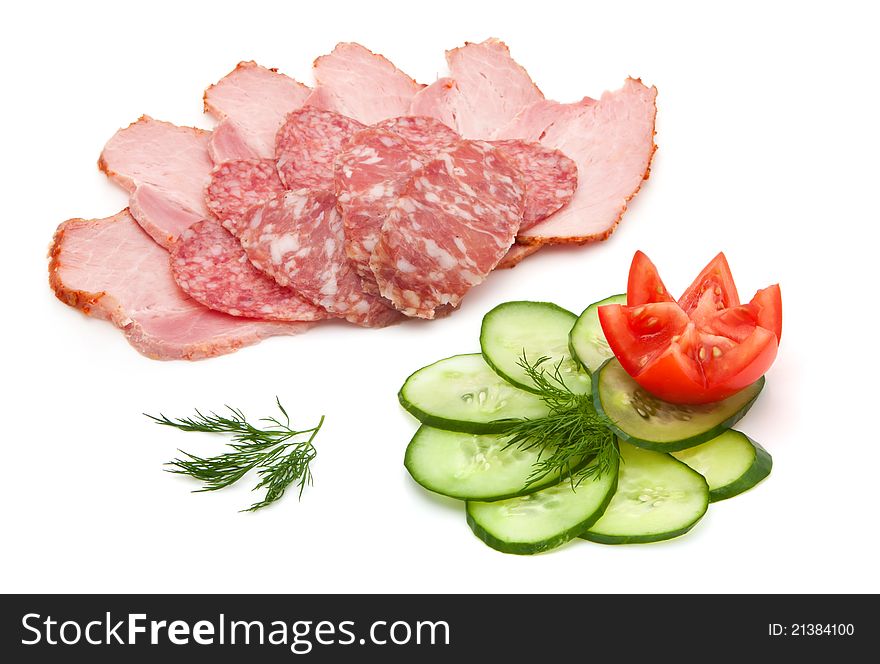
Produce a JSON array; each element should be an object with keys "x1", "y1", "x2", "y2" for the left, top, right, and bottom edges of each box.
[
  {"x1": 497, "y1": 243, "x2": 542, "y2": 269},
  {"x1": 493, "y1": 97, "x2": 596, "y2": 139},
  {"x1": 496, "y1": 78, "x2": 658, "y2": 245},
  {"x1": 204, "y1": 61, "x2": 311, "y2": 162},
  {"x1": 410, "y1": 39, "x2": 544, "y2": 140},
  {"x1": 170, "y1": 219, "x2": 328, "y2": 322},
  {"x1": 99, "y1": 116, "x2": 213, "y2": 248},
  {"x1": 370, "y1": 141, "x2": 525, "y2": 318},
  {"x1": 275, "y1": 108, "x2": 365, "y2": 190},
  {"x1": 306, "y1": 43, "x2": 424, "y2": 125},
  {"x1": 239, "y1": 191, "x2": 401, "y2": 328},
  {"x1": 49, "y1": 211, "x2": 310, "y2": 360},
  {"x1": 334, "y1": 127, "x2": 425, "y2": 289},
  {"x1": 490, "y1": 139, "x2": 578, "y2": 228},
  {"x1": 205, "y1": 159, "x2": 286, "y2": 235}
]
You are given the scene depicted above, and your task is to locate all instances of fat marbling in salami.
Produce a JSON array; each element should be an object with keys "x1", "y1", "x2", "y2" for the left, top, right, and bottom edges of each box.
[{"x1": 370, "y1": 141, "x2": 525, "y2": 318}]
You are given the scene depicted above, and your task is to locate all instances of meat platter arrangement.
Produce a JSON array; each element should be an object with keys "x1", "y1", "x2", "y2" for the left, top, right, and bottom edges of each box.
[{"x1": 48, "y1": 39, "x2": 657, "y2": 360}]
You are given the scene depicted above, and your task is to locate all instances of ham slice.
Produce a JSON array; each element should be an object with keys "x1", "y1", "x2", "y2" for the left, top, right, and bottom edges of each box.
[
  {"x1": 204, "y1": 61, "x2": 311, "y2": 161},
  {"x1": 496, "y1": 78, "x2": 658, "y2": 245},
  {"x1": 49, "y1": 211, "x2": 310, "y2": 360},
  {"x1": 410, "y1": 39, "x2": 544, "y2": 139},
  {"x1": 99, "y1": 116, "x2": 213, "y2": 248},
  {"x1": 497, "y1": 243, "x2": 541, "y2": 269},
  {"x1": 307, "y1": 43, "x2": 423, "y2": 125}
]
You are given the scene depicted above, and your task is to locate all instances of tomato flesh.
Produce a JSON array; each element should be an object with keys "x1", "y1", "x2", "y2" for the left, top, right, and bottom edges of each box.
[
  {"x1": 627, "y1": 250, "x2": 674, "y2": 306},
  {"x1": 677, "y1": 253, "x2": 740, "y2": 316},
  {"x1": 600, "y1": 252, "x2": 782, "y2": 404}
]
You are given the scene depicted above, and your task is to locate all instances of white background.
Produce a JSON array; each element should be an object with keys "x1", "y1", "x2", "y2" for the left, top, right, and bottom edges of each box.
[{"x1": 2, "y1": 0, "x2": 877, "y2": 594}]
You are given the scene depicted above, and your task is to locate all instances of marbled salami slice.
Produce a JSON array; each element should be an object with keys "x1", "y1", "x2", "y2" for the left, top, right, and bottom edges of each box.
[
  {"x1": 374, "y1": 116, "x2": 460, "y2": 158},
  {"x1": 491, "y1": 139, "x2": 578, "y2": 228},
  {"x1": 170, "y1": 219, "x2": 328, "y2": 322},
  {"x1": 240, "y1": 191, "x2": 401, "y2": 328},
  {"x1": 370, "y1": 141, "x2": 525, "y2": 318},
  {"x1": 335, "y1": 128, "x2": 425, "y2": 288},
  {"x1": 205, "y1": 159, "x2": 285, "y2": 236},
  {"x1": 275, "y1": 108, "x2": 364, "y2": 190}
]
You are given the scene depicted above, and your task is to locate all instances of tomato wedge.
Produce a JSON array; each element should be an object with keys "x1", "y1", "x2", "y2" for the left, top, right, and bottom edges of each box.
[
  {"x1": 627, "y1": 250, "x2": 674, "y2": 306},
  {"x1": 599, "y1": 252, "x2": 782, "y2": 404}
]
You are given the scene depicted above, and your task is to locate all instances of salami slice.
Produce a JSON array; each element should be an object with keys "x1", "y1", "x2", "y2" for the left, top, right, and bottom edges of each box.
[
  {"x1": 370, "y1": 141, "x2": 525, "y2": 318},
  {"x1": 205, "y1": 159, "x2": 285, "y2": 235},
  {"x1": 335, "y1": 128, "x2": 425, "y2": 289},
  {"x1": 275, "y1": 108, "x2": 364, "y2": 190},
  {"x1": 491, "y1": 139, "x2": 578, "y2": 228},
  {"x1": 240, "y1": 190, "x2": 401, "y2": 328},
  {"x1": 170, "y1": 219, "x2": 328, "y2": 322},
  {"x1": 374, "y1": 116, "x2": 460, "y2": 158}
]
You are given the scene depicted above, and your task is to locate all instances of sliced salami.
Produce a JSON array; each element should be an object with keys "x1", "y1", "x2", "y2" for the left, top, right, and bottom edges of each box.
[
  {"x1": 240, "y1": 190, "x2": 401, "y2": 328},
  {"x1": 205, "y1": 159, "x2": 285, "y2": 236},
  {"x1": 275, "y1": 108, "x2": 364, "y2": 190},
  {"x1": 170, "y1": 219, "x2": 328, "y2": 322},
  {"x1": 370, "y1": 141, "x2": 525, "y2": 318},
  {"x1": 335, "y1": 128, "x2": 425, "y2": 289},
  {"x1": 491, "y1": 139, "x2": 578, "y2": 228},
  {"x1": 374, "y1": 116, "x2": 460, "y2": 158}
]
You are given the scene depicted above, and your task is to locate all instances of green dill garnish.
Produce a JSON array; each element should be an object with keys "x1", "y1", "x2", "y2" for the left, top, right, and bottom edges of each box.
[
  {"x1": 497, "y1": 354, "x2": 618, "y2": 489},
  {"x1": 146, "y1": 398, "x2": 324, "y2": 512}
]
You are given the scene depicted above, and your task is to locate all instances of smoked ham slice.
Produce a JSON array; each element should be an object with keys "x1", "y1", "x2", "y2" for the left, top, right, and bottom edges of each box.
[
  {"x1": 204, "y1": 61, "x2": 311, "y2": 162},
  {"x1": 496, "y1": 79, "x2": 657, "y2": 245},
  {"x1": 49, "y1": 211, "x2": 310, "y2": 360},
  {"x1": 307, "y1": 43, "x2": 424, "y2": 125},
  {"x1": 99, "y1": 116, "x2": 213, "y2": 248},
  {"x1": 410, "y1": 39, "x2": 544, "y2": 140}
]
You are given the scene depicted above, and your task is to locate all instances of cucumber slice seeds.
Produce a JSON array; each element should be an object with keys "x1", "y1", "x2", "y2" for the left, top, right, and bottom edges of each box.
[
  {"x1": 594, "y1": 358, "x2": 764, "y2": 452},
  {"x1": 481, "y1": 301, "x2": 592, "y2": 394},
  {"x1": 467, "y1": 453, "x2": 618, "y2": 555},
  {"x1": 405, "y1": 425, "x2": 589, "y2": 502},
  {"x1": 399, "y1": 353, "x2": 550, "y2": 433},
  {"x1": 581, "y1": 442, "x2": 709, "y2": 544}
]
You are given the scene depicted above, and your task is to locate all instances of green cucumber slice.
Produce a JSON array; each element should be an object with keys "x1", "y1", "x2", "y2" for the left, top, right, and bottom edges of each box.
[
  {"x1": 671, "y1": 429, "x2": 772, "y2": 502},
  {"x1": 480, "y1": 301, "x2": 591, "y2": 394},
  {"x1": 581, "y1": 442, "x2": 709, "y2": 544},
  {"x1": 398, "y1": 354, "x2": 550, "y2": 434},
  {"x1": 593, "y1": 358, "x2": 764, "y2": 452},
  {"x1": 404, "y1": 426, "x2": 588, "y2": 501},
  {"x1": 569, "y1": 293, "x2": 627, "y2": 374},
  {"x1": 466, "y1": 453, "x2": 619, "y2": 555}
]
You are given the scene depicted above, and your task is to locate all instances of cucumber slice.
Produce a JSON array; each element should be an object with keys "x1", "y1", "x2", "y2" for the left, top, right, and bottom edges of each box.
[
  {"x1": 569, "y1": 293, "x2": 627, "y2": 374},
  {"x1": 594, "y1": 359, "x2": 764, "y2": 452},
  {"x1": 398, "y1": 354, "x2": 550, "y2": 434},
  {"x1": 671, "y1": 429, "x2": 772, "y2": 502},
  {"x1": 466, "y1": 454, "x2": 619, "y2": 555},
  {"x1": 405, "y1": 426, "x2": 589, "y2": 501},
  {"x1": 480, "y1": 301, "x2": 591, "y2": 394},
  {"x1": 581, "y1": 442, "x2": 709, "y2": 544}
]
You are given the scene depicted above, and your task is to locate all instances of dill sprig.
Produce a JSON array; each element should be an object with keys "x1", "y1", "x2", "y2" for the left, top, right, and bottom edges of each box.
[
  {"x1": 146, "y1": 398, "x2": 324, "y2": 512},
  {"x1": 498, "y1": 354, "x2": 618, "y2": 489}
]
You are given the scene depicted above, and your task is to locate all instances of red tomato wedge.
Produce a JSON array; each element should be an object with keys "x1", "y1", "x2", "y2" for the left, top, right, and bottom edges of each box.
[
  {"x1": 599, "y1": 252, "x2": 782, "y2": 404},
  {"x1": 627, "y1": 250, "x2": 674, "y2": 306}
]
